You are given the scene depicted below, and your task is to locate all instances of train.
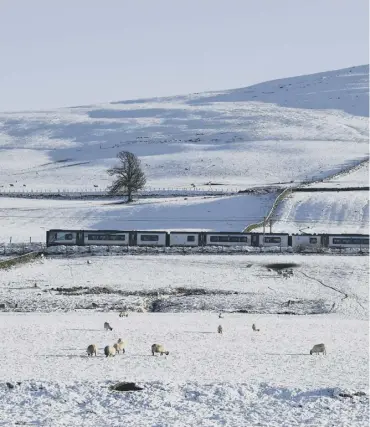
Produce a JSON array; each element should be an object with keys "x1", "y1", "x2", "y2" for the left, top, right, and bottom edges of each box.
[{"x1": 46, "y1": 229, "x2": 369, "y2": 250}]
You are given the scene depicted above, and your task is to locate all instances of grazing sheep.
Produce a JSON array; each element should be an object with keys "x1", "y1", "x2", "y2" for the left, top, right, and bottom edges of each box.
[
  {"x1": 119, "y1": 311, "x2": 129, "y2": 318},
  {"x1": 104, "y1": 322, "x2": 113, "y2": 331},
  {"x1": 310, "y1": 343, "x2": 326, "y2": 355},
  {"x1": 87, "y1": 260, "x2": 91, "y2": 265},
  {"x1": 252, "y1": 323, "x2": 260, "y2": 332},
  {"x1": 218, "y1": 313, "x2": 224, "y2": 319},
  {"x1": 87, "y1": 344, "x2": 97, "y2": 357},
  {"x1": 113, "y1": 342, "x2": 125, "y2": 354},
  {"x1": 104, "y1": 345, "x2": 116, "y2": 357},
  {"x1": 218, "y1": 325, "x2": 223, "y2": 334},
  {"x1": 151, "y1": 344, "x2": 169, "y2": 356}
]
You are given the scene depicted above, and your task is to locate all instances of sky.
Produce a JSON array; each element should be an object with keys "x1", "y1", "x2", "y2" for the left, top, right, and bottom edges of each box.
[{"x1": 0, "y1": 0, "x2": 368, "y2": 111}]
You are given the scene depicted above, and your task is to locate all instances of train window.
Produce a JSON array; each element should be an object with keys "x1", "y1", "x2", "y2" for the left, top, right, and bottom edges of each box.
[
  {"x1": 140, "y1": 235, "x2": 159, "y2": 242},
  {"x1": 240, "y1": 237, "x2": 248, "y2": 243},
  {"x1": 218, "y1": 236, "x2": 229, "y2": 242},
  {"x1": 333, "y1": 237, "x2": 369, "y2": 245},
  {"x1": 309, "y1": 238, "x2": 318, "y2": 244},
  {"x1": 88, "y1": 234, "x2": 126, "y2": 241},
  {"x1": 187, "y1": 236, "x2": 195, "y2": 242},
  {"x1": 264, "y1": 237, "x2": 281, "y2": 243},
  {"x1": 65, "y1": 233, "x2": 73, "y2": 240},
  {"x1": 210, "y1": 236, "x2": 219, "y2": 242}
]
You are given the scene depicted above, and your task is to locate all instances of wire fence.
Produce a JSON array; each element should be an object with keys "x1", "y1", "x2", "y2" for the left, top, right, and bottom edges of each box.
[{"x1": 0, "y1": 186, "x2": 246, "y2": 198}]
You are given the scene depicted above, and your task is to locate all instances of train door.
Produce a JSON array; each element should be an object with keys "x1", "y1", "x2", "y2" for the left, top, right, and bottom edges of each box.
[
  {"x1": 129, "y1": 232, "x2": 137, "y2": 246},
  {"x1": 198, "y1": 232, "x2": 206, "y2": 246},
  {"x1": 76, "y1": 231, "x2": 84, "y2": 246},
  {"x1": 321, "y1": 235, "x2": 329, "y2": 248},
  {"x1": 251, "y1": 234, "x2": 259, "y2": 247}
]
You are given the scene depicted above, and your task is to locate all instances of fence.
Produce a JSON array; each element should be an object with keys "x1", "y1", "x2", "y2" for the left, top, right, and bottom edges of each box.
[
  {"x1": 0, "y1": 186, "x2": 242, "y2": 198},
  {"x1": 244, "y1": 188, "x2": 293, "y2": 232}
]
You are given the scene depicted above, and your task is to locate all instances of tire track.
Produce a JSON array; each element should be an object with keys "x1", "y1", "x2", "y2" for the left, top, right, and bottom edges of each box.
[{"x1": 299, "y1": 271, "x2": 367, "y2": 313}]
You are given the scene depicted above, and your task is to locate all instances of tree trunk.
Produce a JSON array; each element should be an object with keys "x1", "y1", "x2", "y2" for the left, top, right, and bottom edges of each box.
[{"x1": 127, "y1": 191, "x2": 133, "y2": 203}]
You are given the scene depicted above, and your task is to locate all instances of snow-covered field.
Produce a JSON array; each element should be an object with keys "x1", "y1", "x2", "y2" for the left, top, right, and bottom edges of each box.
[
  {"x1": 1, "y1": 255, "x2": 367, "y2": 318},
  {"x1": 0, "y1": 312, "x2": 368, "y2": 426},
  {"x1": 0, "y1": 194, "x2": 275, "y2": 242},
  {"x1": 0, "y1": 254, "x2": 368, "y2": 425},
  {"x1": 262, "y1": 190, "x2": 369, "y2": 235},
  {"x1": 0, "y1": 65, "x2": 368, "y2": 192}
]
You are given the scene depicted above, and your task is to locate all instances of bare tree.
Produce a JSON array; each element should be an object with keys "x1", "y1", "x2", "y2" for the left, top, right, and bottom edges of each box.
[{"x1": 107, "y1": 151, "x2": 146, "y2": 202}]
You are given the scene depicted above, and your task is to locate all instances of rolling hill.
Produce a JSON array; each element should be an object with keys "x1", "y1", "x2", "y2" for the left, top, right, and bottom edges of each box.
[{"x1": 0, "y1": 65, "x2": 368, "y2": 193}]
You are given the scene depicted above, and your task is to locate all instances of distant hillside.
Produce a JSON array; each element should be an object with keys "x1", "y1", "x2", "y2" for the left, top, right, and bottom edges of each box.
[{"x1": 0, "y1": 65, "x2": 368, "y2": 192}]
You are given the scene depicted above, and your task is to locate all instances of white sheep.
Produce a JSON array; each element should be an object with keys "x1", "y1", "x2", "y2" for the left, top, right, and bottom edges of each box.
[
  {"x1": 117, "y1": 338, "x2": 124, "y2": 344},
  {"x1": 87, "y1": 260, "x2": 92, "y2": 265},
  {"x1": 218, "y1": 313, "x2": 224, "y2": 319},
  {"x1": 86, "y1": 344, "x2": 97, "y2": 357},
  {"x1": 104, "y1": 322, "x2": 113, "y2": 331},
  {"x1": 310, "y1": 343, "x2": 326, "y2": 355},
  {"x1": 104, "y1": 345, "x2": 116, "y2": 357},
  {"x1": 218, "y1": 325, "x2": 223, "y2": 334},
  {"x1": 119, "y1": 311, "x2": 129, "y2": 318},
  {"x1": 113, "y1": 342, "x2": 125, "y2": 354},
  {"x1": 252, "y1": 323, "x2": 260, "y2": 332},
  {"x1": 151, "y1": 344, "x2": 169, "y2": 356}
]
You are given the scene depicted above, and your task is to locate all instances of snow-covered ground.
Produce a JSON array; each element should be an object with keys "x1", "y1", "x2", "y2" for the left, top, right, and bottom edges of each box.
[
  {"x1": 0, "y1": 65, "x2": 368, "y2": 192},
  {"x1": 0, "y1": 312, "x2": 368, "y2": 426},
  {"x1": 263, "y1": 190, "x2": 369, "y2": 235},
  {"x1": 0, "y1": 254, "x2": 368, "y2": 425},
  {"x1": 1, "y1": 255, "x2": 367, "y2": 319},
  {"x1": 308, "y1": 160, "x2": 369, "y2": 188},
  {"x1": 0, "y1": 194, "x2": 275, "y2": 243}
]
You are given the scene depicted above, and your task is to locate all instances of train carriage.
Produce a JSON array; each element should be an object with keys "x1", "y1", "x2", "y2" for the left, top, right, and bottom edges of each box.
[
  {"x1": 204, "y1": 232, "x2": 250, "y2": 246},
  {"x1": 249, "y1": 233, "x2": 289, "y2": 248},
  {"x1": 134, "y1": 231, "x2": 168, "y2": 247},
  {"x1": 46, "y1": 229, "x2": 82, "y2": 246},
  {"x1": 83, "y1": 230, "x2": 130, "y2": 246},
  {"x1": 291, "y1": 234, "x2": 322, "y2": 249},
  {"x1": 169, "y1": 232, "x2": 201, "y2": 247},
  {"x1": 323, "y1": 234, "x2": 369, "y2": 249}
]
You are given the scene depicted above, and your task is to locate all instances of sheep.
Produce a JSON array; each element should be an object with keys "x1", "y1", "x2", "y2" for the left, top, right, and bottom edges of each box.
[
  {"x1": 218, "y1": 313, "x2": 224, "y2": 319},
  {"x1": 119, "y1": 311, "x2": 129, "y2": 318},
  {"x1": 87, "y1": 260, "x2": 92, "y2": 265},
  {"x1": 117, "y1": 338, "x2": 124, "y2": 344},
  {"x1": 113, "y1": 342, "x2": 125, "y2": 354},
  {"x1": 87, "y1": 344, "x2": 97, "y2": 357},
  {"x1": 252, "y1": 323, "x2": 260, "y2": 332},
  {"x1": 104, "y1": 345, "x2": 116, "y2": 357},
  {"x1": 104, "y1": 322, "x2": 113, "y2": 331},
  {"x1": 218, "y1": 325, "x2": 223, "y2": 334},
  {"x1": 310, "y1": 343, "x2": 326, "y2": 355},
  {"x1": 151, "y1": 344, "x2": 169, "y2": 356}
]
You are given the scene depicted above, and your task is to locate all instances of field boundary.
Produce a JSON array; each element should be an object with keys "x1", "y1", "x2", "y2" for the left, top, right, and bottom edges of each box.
[
  {"x1": 0, "y1": 251, "x2": 42, "y2": 270},
  {"x1": 243, "y1": 157, "x2": 369, "y2": 232}
]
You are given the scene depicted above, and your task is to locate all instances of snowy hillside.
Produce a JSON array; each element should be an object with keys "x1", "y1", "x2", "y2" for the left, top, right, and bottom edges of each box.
[
  {"x1": 267, "y1": 190, "x2": 369, "y2": 234},
  {"x1": 0, "y1": 65, "x2": 368, "y2": 192},
  {"x1": 308, "y1": 159, "x2": 369, "y2": 188}
]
